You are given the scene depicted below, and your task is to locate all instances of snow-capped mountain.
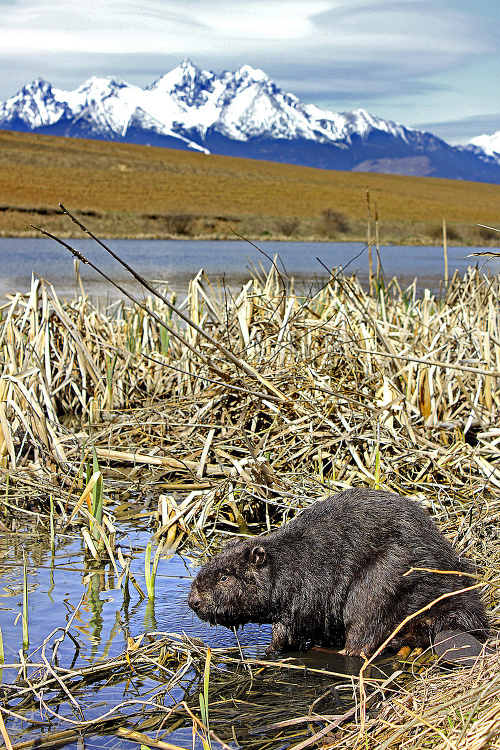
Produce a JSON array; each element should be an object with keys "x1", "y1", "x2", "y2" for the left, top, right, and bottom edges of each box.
[
  {"x1": 1, "y1": 60, "x2": 499, "y2": 184},
  {"x1": 469, "y1": 131, "x2": 500, "y2": 159}
]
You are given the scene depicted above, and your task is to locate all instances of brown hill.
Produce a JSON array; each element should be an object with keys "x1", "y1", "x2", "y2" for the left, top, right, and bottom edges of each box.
[{"x1": 0, "y1": 129, "x2": 498, "y2": 244}]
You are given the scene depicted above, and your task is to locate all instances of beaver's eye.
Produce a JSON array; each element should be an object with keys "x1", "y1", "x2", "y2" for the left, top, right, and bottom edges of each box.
[{"x1": 219, "y1": 574, "x2": 229, "y2": 583}]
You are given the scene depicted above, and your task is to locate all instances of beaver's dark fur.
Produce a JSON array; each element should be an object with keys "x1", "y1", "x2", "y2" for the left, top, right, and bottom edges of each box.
[{"x1": 188, "y1": 489, "x2": 488, "y2": 656}]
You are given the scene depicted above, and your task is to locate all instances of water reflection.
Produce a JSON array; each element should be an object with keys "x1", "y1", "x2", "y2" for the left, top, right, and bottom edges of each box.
[{"x1": 0, "y1": 524, "x2": 271, "y2": 674}]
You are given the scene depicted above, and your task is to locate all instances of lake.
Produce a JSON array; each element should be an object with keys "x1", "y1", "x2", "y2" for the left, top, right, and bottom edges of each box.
[{"x1": 1, "y1": 237, "x2": 498, "y2": 301}]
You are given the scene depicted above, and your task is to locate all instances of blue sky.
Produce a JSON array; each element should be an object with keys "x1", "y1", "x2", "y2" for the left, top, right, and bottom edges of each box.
[{"x1": 1, "y1": 0, "x2": 498, "y2": 144}]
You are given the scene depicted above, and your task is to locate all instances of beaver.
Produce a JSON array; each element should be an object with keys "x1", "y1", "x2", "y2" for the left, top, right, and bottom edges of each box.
[{"x1": 188, "y1": 488, "x2": 488, "y2": 657}]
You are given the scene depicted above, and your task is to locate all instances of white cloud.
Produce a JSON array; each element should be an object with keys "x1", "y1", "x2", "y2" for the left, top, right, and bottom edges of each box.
[
  {"x1": 1, "y1": 0, "x2": 206, "y2": 53},
  {"x1": 194, "y1": 1, "x2": 332, "y2": 40},
  {"x1": 0, "y1": 0, "x2": 493, "y2": 62},
  {"x1": 0, "y1": 0, "x2": 498, "y2": 134}
]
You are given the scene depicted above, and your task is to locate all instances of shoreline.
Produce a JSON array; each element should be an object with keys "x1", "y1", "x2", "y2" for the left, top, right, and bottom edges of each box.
[{"x1": 1, "y1": 228, "x2": 498, "y2": 247}]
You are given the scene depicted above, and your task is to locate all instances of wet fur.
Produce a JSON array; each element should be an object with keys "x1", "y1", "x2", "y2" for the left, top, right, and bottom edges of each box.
[{"x1": 188, "y1": 489, "x2": 488, "y2": 656}]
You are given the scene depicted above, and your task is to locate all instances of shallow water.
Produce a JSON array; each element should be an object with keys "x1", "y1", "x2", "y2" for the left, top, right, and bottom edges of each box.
[
  {"x1": 0, "y1": 513, "x2": 383, "y2": 749},
  {"x1": 0, "y1": 525, "x2": 271, "y2": 671},
  {"x1": 2, "y1": 519, "x2": 329, "y2": 748},
  {"x1": 1, "y1": 237, "x2": 498, "y2": 301}
]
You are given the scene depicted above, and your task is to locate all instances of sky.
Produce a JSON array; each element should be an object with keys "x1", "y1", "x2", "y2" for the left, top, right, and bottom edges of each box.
[{"x1": 1, "y1": 0, "x2": 499, "y2": 144}]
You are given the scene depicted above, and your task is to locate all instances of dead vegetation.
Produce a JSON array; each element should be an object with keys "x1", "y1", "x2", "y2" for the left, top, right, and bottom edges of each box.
[
  {"x1": 364, "y1": 648, "x2": 500, "y2": 750},
  {"x1": 3, "y1": 245, "x2": 500, "y2": 499},
  {"x1": 1, "y1": 226, "x2": 500, "y2": 749}
]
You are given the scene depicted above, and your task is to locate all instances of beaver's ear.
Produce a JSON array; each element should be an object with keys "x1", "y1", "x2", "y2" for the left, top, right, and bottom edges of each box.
[{"x1": 250, "y1": 546, "x2": 266, "y2": 566}]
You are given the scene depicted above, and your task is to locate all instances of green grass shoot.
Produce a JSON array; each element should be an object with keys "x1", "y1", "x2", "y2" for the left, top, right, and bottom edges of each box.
[
  {"x1": 86, "y1": 447, "x2": 104, "y2": 547},
  {"x1": 49, "y1": 494, "x2": 55, "y2": 551},
  {"x1": 199, "y1": 647, "x2": 212, "y2": 750},
  {"x1": 144, "y1": 540, "x2": 164, "y2": 599},
  {"x1": 22, "y1": 554, "x2": 29, "y2": 650}
]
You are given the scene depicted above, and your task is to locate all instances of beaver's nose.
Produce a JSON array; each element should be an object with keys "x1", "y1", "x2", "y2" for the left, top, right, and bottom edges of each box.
[{"x1": 188, "y1": 588, "x2": 201, "y2": 611}]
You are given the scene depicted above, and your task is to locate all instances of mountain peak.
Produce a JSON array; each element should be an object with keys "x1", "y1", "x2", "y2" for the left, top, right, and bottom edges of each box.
[
  {"x1": 75, "y1": 76, "x2": 129, "y2": 95},
  {"x1": 234, "y1": 65, "x2": 269, "y2": 82},
  {"x1": 0, "y1": 62, "x2": 498, "y2": 183},
  {"x1": 0, "y1": 77, "x2": 69, "y2": 129},
  {"x1": 179, "y1": 58, "x2": 200, "y2": 73},
  {"x1": 147, "y1": 60, "x2": 213, "y2": 104},
  {"x1": 19, "y1": 78, "x2": 54, "y2": 96}
]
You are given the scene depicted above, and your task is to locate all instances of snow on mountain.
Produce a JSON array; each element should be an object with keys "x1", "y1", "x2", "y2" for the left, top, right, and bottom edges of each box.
[
  {"x1": 57, "y1": 74, "x2": 202, "y2": 145},
  {"x1": 0, "y1": 59, "x2": 499, "y2": 183},
  {"x1": 0, "y1": 59, "x2": 415, "y2": 147},
  {"x1": 0, "y1": 78, "x2": 72, "y2": 129},
  {"x1": 469, "y1": 131, "x2": 500, "y2": 157}
]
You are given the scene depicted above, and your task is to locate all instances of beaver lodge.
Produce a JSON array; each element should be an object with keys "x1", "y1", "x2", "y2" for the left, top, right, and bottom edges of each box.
[{"x1": 0, "y1": 219, "x2": 499, "y2": 749}]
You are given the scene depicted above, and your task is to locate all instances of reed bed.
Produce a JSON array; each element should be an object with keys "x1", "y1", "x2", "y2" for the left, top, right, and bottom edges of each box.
[
  {"x1": 1, "y1": 248, "x2": 500, "y2": 589},
  {"x1": 2, "y1": 257, "x2": 500, "y2": 508},
  {"x1": 1, "y1": 239, "x2": 500, "y2": 749}
]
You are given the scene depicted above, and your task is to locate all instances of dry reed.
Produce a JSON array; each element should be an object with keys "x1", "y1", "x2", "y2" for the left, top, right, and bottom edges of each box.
[{"x1": 2, "y1": 261, "x2": 500, "y2": 506}]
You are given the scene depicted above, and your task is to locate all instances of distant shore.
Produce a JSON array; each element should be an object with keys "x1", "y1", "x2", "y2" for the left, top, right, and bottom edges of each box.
[{"x1": 1, "y1": 226, "x2": 498, "y2": 248}]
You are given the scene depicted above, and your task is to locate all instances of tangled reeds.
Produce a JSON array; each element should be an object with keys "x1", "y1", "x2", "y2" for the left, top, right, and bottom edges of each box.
[
  {"x1": 363, "y1": 646, "x2": 500, "y2": 750},
  {"x1": 1, "y1": 611, "x2": 498, "y2": 750},
  {"x1": 0, "y1": 619, "x2": 393, "y2": 750},
  {"x1": 2, "y1": 244, "x2": 500, "y2": 509}
]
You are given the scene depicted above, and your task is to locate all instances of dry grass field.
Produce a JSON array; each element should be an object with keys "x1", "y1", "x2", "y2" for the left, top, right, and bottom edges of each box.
[{"x1": 0, "y1": 128, "x2": 499, "y2": 243}]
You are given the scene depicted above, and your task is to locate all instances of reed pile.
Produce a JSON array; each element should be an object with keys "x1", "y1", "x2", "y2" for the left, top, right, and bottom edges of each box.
[
  {"x1": 0, "y1": 623, "x2": 401, "y2": 750},
  {"x1": 2, "y1": 260, "x2": 500, "y2": 507}
]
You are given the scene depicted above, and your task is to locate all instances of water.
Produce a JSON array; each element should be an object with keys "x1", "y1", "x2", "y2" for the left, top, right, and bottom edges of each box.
[
  {"x1": 0, "y1": 520, "x2": 372, "y2": 749},
  {"x1": 0, "y1": 527, "x2": 271, "y2": 671},
  {"x1": 1, "y1": 237, "x2": 498, "y2": 302},
  {"x1": 0, "y1": 522, "x2": 277, "y2": 747}
]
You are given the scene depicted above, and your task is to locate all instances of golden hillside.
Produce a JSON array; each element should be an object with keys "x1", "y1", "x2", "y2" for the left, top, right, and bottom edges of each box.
[{"x1": 0, "y1": 129, "x2": 498, "y2": 243}]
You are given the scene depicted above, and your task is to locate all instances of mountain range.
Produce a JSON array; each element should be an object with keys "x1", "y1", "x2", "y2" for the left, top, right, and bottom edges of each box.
[{"x1": 1, "y1": 59, "x2": 499, "y2": 184}]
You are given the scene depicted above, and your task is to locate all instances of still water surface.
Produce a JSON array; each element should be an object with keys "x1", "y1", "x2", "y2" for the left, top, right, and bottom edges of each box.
[
  {"x1": 0, "y1": 523, "x2": 277, "y2": 746},
  {"x1": 1, "y1": 237, "x2": 498, "y2": 301}
]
